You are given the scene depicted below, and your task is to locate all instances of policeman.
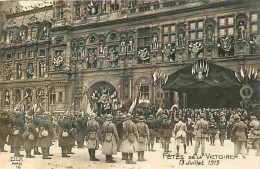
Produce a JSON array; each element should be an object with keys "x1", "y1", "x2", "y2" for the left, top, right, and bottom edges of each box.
[
  {"x1": 246, "y1": 115, "x2": 260, "y2": 156},
  {"x1": 161, "y1": 114, "x2": 172, "y2": 153},
  {"x1": 231, "y1": 115, "x2": 247, "y2": 159},
  {"x1": 122, "y1": 113, "x2": 139, "y2": 164},
  {"x1": 87, "y1": 113, "x2": 100, "y2": 161},
  {"x1": 22, "y1": 116, "x2": 36, "y2": 158},
  {"x1": 136, "y1": 116, "x2": 149, "y2": 161},
  {"x1": 218, "y1": 116, "x2": 227, "y2": 146},
  {"x1": 174, "y1": 116, "x2": 187, "y2": 155},
  {"x1": 58, "y1": 115, "x2": 70, "y2": 158},
  {"x1": 146, "y1": 115, "x2": 156, "y2": 151},
  {"x1": 194, "y1": 113, "x2": 208, "y2": 156},
  {"x1": 102, "y1": 114, "x2": 119, "y2": 163},
  {"x1": 0, "y1": 111, "x2": 12, "y2": 152}
]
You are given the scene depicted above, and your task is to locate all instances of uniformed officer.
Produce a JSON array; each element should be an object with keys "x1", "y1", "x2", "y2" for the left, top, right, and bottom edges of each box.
[
  {"x1": 208, "y1": 118, "x2": 218, "y2": 146},
  {"x1": 0, "y1": 111, "x2": 12, "y2": 152},
  {"x1": 146, "y1": 115, "x2": 156, "y2": 151},
  {"x1": 22, "y1": 116, "x2": 36, "y2": 158},
  {"x1": 160, "y1": 114, "x2": 172, "y2": 153},
  {"x1": 218, "y1": 116, "x2": 227, "y2": 146},
  {"x1": 122, "y1": 113, "x2": 139, "y2": 164},
  {"x1": 87, "y1": 113, "x2": 100, "y2": 161},
  {"x1": 102, "y1": 114, "x2": 119, "y2": 163},
  {"x1": 174, "y1": 116, "x2": 187, "y2": 155},
  {"x1": 136, "y1": 116, "x2": 149, "y2": 161},
  {"x1": 194, "y1": 113, "x2": 208, "y2": 156},
  {"x1": 246, "y1": 115, "x2": 260, "y2": 156},
  {"x1": 231, "y1": 115, "x2": 247, "y2": 159}
]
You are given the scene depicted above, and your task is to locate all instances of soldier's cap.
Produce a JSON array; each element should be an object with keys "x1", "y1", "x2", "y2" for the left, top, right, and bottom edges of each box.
[
  {"x1": 121, "y1": 115, "x2": 127, "y2": 120},
  {"x1": 199, "y1": 113, "x2": 206, "y2": 118},
  {"x1": 90, "y1": 113, "x2": 96, "y2": 118},
  {"x1": 251, "y1": 115, "x2": 256, "y2": 119},
  {"x1": 139, "y1": 116, "x2": 145, "y2": 122},
  {"x1": 106, "y1": 114, "x2": 113, "y2": 121},
  {"x1": 134, "y1": 114, "x2": 139, "y2": 118},
  {"x1": 26, "y1": 116, "x2": 33, "y2": 120},
  {"x1": 126, "y1": 113, "x2": 132, "y2": 119},
  {"x1": 43, "y1": 111, "x2": 50, "y2": 116},
  {"x1": 119, "y1": 113, "x2": 123, "y2": 116},
  {"x1": 162, "y1": 114, "x2": 168, "y2": 119},
  {"x1": 149, "y1": 115, "x2": 154, "y2": 119},
  {"x1": 234, "y1": 114, "x2": 240, "y2": 120}
]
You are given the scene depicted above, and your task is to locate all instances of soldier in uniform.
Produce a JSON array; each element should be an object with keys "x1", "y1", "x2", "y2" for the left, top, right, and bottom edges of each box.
[
  {"x1": 33, "y1": 113, "x2": 42, "y2": 155},
  {"x1": 87, "y1": 113, "x2": 100, "y2": 161},
  {"x1": 246, "y1": 115, "x2": 260, "y2": 156},
  {"x1": 174, "y1": 116, "x2": 187, "y2": 155},
  {"x1": 0, "y1": 111, "x2": 12, "y2": 152},
  {"x1": 218, "y1": 116, "x2": 227, "y2": 146},
  {"x1": 11, "y1": 111, "x2": 25, "y2": 157},
  {"x1": 75, "y1": 116, "x2": 86, "y2": 148},
  {"x1": 146, "y1": 115, "x2": 156, "y2": 151},
  {"x1": 208, "y1": 118, "x2": 218, "y2": 146},
  {"x1": 231, "y1": 114, "x2": 247, "y2": 159},
  {"x1": 186, "y1": 118, "x2": 194, "y2": 146},
  {"x1": 161, "y1": 114, "x2": 172, "y2": 153},
  {"x1": 136, "y1": 116, "x2": 149, "y2": 161},
  {"x1": 102, "y1": 114, "x2": 119, "y2": 163},
  {"x1": 194, "y1": 113, "x2": 208, "y2": 156},
  {"x1": 120, "y1": 115, "x2": 128, "y2": 160},
  {"x1": 67, "y1": 115, "x2": 76, "y2": 155},
  {"x1": 58, "y1": 115, "x2": 71, "y2": 158},
  {"x1": 122, "y1": 113, "x2": 139, "y2": 164},
  {"x1": 114, "y1": 114, "x2": 122, "y2": 152},
  {"x1": 22, "y1": 116, "x2": 36, "y2": 158}
]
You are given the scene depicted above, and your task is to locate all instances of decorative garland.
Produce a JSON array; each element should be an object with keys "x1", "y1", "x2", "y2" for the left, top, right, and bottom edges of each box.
[
  {"x1": 240, "y1": 85, "x2": 253, "y2": 99},
  {"x1": 156, "y1": 89, "x2": 165, "y2": 101}
]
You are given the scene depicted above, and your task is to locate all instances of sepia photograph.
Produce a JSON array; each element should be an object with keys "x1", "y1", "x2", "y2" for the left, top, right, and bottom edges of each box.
[{"x1": 0, "y1": 0, "x2": 259, "y2": 169}]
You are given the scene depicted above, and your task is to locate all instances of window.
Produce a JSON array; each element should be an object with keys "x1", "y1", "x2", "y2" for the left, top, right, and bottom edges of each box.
[
  {"x1": 16, "y1": 52, "x2": 24, "y2": 59},
  {"x1": 137, "y1": 27, "x2": 151, "y2": 51},
  {"x1": 28, "y1": 51, "x2": 35, "y2": 58},
  {"x1": 14, "y1": 89, "x2": 21, "y2": 104},
  {"x1": 218, "y1": 15, "x2": 235, "y2": 37},
  {"x1": 58, "y1": 92, "x2": 63, "y2": 102},
  {"x1": 36, "y1": 88, "x2": 44, "y2": 104},
  {"x1": 250, "y1": 13, "x2": 259, "y2": 33},
  {"x1": 140, "y1": 85, "x2": 149, "y2": 100},
  {"x1": 6, "y1": 53, "x2": 12, "y2": 60},
  {"x1": 31, "y1": 26, "x2": 37, "y2": 40},
  {"x1": 39, "y1": 49, "x2": 46, "y2": 57},
  {"x1": 57, "y1": 6, "x2": 64, "y2": 19},
  {"x1": 4, "y1": 90, "x2": 10, "y2": 105},
  {"x1": 9, "y1": 30, "x2": 16, "y2": 43},
  {"x1": 162, "y1": 24, "x2": 176, "y2": 45},
  {"x1": 39, "y1": 62, "x2": 46, "y2": 77},
  {"x1": 49, "y1": 88, "x2": 56, "y2": 104},
  {"x1": 189, "y1": 20, "x2": 204, "y2": 41},
  {"x1": 16, "y1": 63, "x2": 22, "y2": 79},
  {"x1": 25, "y1": 89, "x2": 32, "y2": 104},
  {"x1": 74, "y1": 4, "x2": 81, "y2": 18}
]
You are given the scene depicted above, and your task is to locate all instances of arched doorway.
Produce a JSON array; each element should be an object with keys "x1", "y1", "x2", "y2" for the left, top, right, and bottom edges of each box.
[{"x1": 87, "y1": 81, "x2": 118, "y2": 116}]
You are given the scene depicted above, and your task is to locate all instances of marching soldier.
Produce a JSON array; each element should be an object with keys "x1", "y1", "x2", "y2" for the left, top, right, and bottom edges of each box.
[
  {"x1": 86, "y1": 113, "x2": 100, "y2": 161},
  {"x1": 58, "y1": 115, "x2": 71, "y2": 158},
  {"x1": 122, "y1": 113, "x2": 139, "y2": 164},
  {"x1": 146, "y1": 115, "x2": 156, "y2": 151},
  {"x1": 174, "y1": 116, "x2": 187, "y2": 155},
  {"x1": 246, "y1": 115, "x2": 260, "y2": 156},
  {"x1": 75, "y1": 116, "x2": 85, "y2": 148},
  {"x1": 33, "y1": 113, "x2": 42, "y2": 155},
  {"x1": 0, "y1": 111, "x2": 12, "y2": 152},
  {"x1": 120, "y1": 115, "x2": 128, "y2": 160},
  {"x1": 67, "y1": 115, "x2": 76, "y2": 155},
  {"x1": 218, "y1": 116, "x2": 227, "y2": 146},
  {"x1": 114, "y1": 114, "x2": 122, "y2": 152},
  {"x1": 136, "y1": 116, "x2": 149, "y2": 161},
  {"x1": 194, "y1": 113, "x2": 208, "y2": 156},
  {"x1": 231, "y1": 115, "x2": 247, "y2": 159},
  {"x1": 160, "y1": 114, "x2": 172, "y2": 153},
  {"x1": 102, "y1": 114, "x2": 119, "y2": 163},
  {"x1": 22, "y1": 116, "x2": 36, "y2": 158}
]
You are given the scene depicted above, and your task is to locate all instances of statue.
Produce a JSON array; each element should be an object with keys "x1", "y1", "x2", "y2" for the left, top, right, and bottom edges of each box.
[
  {"x1": 138, "y1": 48, "x2": 150, "y2": 64},
  {"x1": 237, "y1": 21, "x2": 245, "y2": 40},
  {"x1": 178, "y1": 29, "x2": 185, "y2": 46},
  {"x1": 99, "y1": 41, "x2": 104, "y2": 54},
  {"x1": 4, "y1": 65, "x2": 12, "y2": 80},
  {"x1": 151, "y1": 34, "x2": 158, "y2": 50},
  {"x1": 120, "y1": 37, "x2": 126, "y2": 53},
  {"x1": 162, "y1": 43, "x2": 175, "y2": 61},
  {"x1": 20, "y1": 29, "x2": 27, "y2": 42},
  {"x1": 206, "y1": 25, "x2": 213, "y2": 43},
  {"x1": 128, "y1": 36, "x2": 134, "y2": 52},
  {"x1": 87, "y1": 51, "x2": 97, "y2": 69},
  {"x1": 41, "y1": 25, "x2": 49, "y2": 39},
  {"x1": 53, "y1": 53, "x2": 64, "y2": 70},
  {"x1": 26, "y1": 63, "x2": 34, "y2": 79},
  {"x1": 188, "y1": 41, "x2": 203, "y2": 58},
  {"x1": 31, "y1": 27, "x2": 37, "y2": 41},
  {"x1": 108, "y1": 47, "x2": 119, "y2": 67}
]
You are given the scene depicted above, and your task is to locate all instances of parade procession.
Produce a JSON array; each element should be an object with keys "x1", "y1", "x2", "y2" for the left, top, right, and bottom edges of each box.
[{"x1": 0, "y1": 0, "x2": 260, "y2": 169}]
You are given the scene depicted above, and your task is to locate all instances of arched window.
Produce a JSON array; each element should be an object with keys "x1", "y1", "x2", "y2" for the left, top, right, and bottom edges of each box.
[
  {"x1": 14, "y1": 89, "x2": 21, "y2": 104},
  {"x1": 25, "y1": 88, "x2": 33, "y2": 104},
  {"x1": 4, "y1": 90, "x2": 10, "y2": 105},
  {"x1": 135, "y1": 77, "x2": 151, "y2": 102},
  {"x1": 49, "y1": 88, "x2": 56, "y2": 104}
]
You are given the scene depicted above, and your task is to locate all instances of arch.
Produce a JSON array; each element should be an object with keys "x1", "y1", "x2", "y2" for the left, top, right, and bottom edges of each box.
[
  {"x1": 135, "y1": 77, "x2": 151, "y2": 85},
  {"x1": 14, "y1": 89, "x2": 21, "y2": 104},
  {"x1": 86, "y1": 34, "x2": 99, "y2": 45},
  {"x1": 3, "y1": 89, "x2": 10, "y2": 105},
  {"x1": 106, "y1": 30, "x2": 120, "y2": 43},
  {"x1": 25, "y1": 88, "x2": 33, "y2": 104}
]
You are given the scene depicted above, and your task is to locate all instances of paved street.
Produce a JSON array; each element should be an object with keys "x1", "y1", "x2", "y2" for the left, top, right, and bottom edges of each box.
[{"x1": 1, "y1": 138, "x2": 259, "y2": 169}]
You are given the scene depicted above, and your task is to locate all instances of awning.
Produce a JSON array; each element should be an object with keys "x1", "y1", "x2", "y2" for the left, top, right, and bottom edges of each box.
[{"x1": 163, "y1": 61, "x2": 242, "y2": 91}]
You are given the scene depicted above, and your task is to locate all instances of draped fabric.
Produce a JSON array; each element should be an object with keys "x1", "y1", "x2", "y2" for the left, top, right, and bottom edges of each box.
[{"x1": 163, "y1": 62, "x2": 242, "y2": 91}]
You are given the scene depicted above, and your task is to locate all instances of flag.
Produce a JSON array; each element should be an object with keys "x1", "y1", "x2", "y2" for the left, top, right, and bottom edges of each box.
[{"x1": 80, "y1": 94, "x2": 93, "y2": 117}]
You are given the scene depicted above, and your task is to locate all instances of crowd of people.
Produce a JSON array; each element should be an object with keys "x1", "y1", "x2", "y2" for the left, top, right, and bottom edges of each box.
[{"x1": 0, "y1": 105, "x2": 259, "y2": 164}]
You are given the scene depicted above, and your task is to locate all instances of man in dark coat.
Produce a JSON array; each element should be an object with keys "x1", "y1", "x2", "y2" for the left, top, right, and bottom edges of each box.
[
  {"x1": 186, "y1": 118, "x2": 194, "y2": 146},
  {"x1": 22, "y1": 116, "x2": 36, "y2": 158},
  {"x1": 33, "y1": 113, "x2": 42, "y2": 155},
  {"x1": 194, "y1": 113, "x2": 208, "y2": 156},
  {"x1": 58, "y1": 115, "x2": 71, "y2": 158},
  {"x1": 75, "y1": 116, "x2": 85, "y2": 148},
  {"x1": 146, "y1": 115, "x2": 156, "y2": 151},
  {"x1": 231, "y1": 115, "x2": 247, "y2": 159},
  {"x1": 0, "y1": 111, "x2": 12, "y2": 152},
  {"x1": 218, "y1": 116, "x2": 227, "y2": 146},
  {"x1": 160, "y1": 114, "x2": 173, "y2": 153},
  {"x1": 67, "y1": 116, "x2": 76, "y2": 154}
]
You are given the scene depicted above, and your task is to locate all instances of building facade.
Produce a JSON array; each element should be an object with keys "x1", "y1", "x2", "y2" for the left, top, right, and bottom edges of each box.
[{"x1": 0, "y1": 0, "x2": 259, "y2": 114}]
